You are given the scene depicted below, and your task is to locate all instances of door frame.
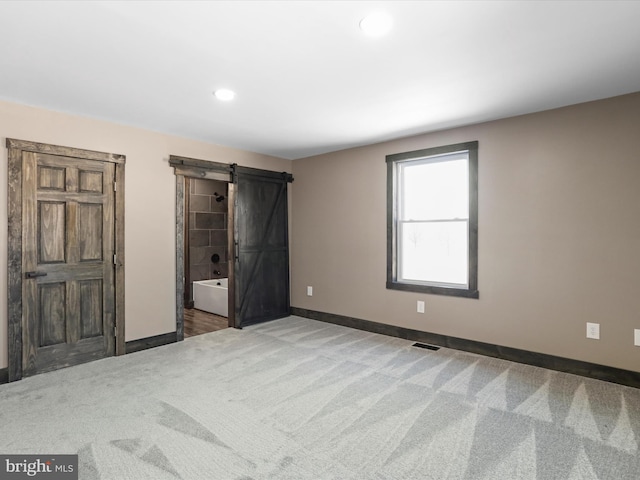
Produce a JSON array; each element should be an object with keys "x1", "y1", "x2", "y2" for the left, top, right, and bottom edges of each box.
[
  {"x1": 6, "y1": 138, "x2": 126, "y2": 382},
  {"x1": 169, "y1": 155, "x2": 236, "y2": 338}
]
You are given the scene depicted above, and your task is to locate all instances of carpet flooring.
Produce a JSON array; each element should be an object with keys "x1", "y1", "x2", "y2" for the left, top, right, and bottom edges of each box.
[{"x1": 1, "y1": 316, "x2": 638, "y2": 479}]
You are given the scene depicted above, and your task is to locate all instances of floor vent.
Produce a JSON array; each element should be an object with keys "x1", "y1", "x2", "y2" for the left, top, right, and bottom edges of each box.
[{"x1": 412, "y1": 342, "x2": 440, "y2": 351}]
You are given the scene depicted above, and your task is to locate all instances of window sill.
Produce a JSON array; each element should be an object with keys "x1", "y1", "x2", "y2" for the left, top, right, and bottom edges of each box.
[{"x1": 386, "y1": 281, "x2": 479, "y2": 299}]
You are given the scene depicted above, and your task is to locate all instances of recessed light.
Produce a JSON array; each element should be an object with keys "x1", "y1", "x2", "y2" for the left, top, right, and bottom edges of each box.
[
  {"x1": 359, "y1": 12, "x2": 393, "y2": 37},
  {"x1": 214, "y1": 89, "x2": 235, "y2": 101}
]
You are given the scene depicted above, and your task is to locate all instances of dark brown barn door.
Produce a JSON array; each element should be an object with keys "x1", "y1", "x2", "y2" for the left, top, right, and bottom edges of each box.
[
  {"x1": 21, "y1": 151, "x2": 116, "y2": 376},
  {"x1": 234, "y1": 167, "x2": 292, "y2": 328}
]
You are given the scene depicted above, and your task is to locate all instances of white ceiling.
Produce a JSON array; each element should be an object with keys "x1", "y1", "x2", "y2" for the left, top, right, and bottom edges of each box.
[{"x1": 1, "y1": 1, "x2": 639, "y2": 160}]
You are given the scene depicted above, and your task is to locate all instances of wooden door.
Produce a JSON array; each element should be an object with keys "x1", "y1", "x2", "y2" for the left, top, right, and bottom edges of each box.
[
  {"x1": 234, "y1": 168, "x2": 292, "y2": 327},
  {"x1": 21, "y1": 152, "x2": 116, "y2": 376}
]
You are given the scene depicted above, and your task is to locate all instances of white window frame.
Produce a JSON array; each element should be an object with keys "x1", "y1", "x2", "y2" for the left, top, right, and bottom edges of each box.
[{"x1": 386, "y1": 141, "x2": 479, "y2": 298}]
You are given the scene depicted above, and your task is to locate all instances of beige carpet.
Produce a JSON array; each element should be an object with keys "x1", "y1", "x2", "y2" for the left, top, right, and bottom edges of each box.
[{"x1": 0, "y1": 316, "x2": 638, "y2": 479}]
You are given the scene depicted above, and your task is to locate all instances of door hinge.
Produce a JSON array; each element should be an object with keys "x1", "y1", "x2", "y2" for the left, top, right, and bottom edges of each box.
[
  {"x1": 113, "y1": 254, "x2": 117, "y2": 265},
  {"x1": 114, "y1": 182, "x2": 117, "y2": 192},
  {"x1": 114, "y1": 325, "x2": 118, "y2": 337}
]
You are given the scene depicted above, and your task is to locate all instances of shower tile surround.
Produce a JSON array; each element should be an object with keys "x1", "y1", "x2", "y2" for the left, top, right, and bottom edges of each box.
[{"x1": 188, "y1": 179, "x2": 228, "y2": 290}]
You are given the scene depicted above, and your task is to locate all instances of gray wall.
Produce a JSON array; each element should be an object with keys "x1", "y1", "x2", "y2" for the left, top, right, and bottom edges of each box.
[{"x1": 291, "y1": 91, "x2": 640, "y2": 373}]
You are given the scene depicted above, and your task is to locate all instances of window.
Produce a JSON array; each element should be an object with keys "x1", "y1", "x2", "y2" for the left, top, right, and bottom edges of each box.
[{"x1": 386, "y1": 141, "x2": 478, "y2": 298}]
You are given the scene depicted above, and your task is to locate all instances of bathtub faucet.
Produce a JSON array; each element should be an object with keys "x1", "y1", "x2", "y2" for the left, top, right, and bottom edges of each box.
[{"x1": 213, "y1": 270, "x2": 221, "y2": 275}]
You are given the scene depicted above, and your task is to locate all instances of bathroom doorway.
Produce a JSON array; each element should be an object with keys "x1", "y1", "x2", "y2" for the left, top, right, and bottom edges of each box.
[
  {"x1": 170, "y1": 155, "x2": 293, "y2": 340},
  {"x1": 183, "y1": 177, "x2": 230, "y2": 337}
]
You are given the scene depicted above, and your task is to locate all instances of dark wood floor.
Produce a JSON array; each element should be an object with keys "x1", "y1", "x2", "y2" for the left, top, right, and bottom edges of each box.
[{"x1": 184, "y1": 308, "x2": 229, "y2": 338}]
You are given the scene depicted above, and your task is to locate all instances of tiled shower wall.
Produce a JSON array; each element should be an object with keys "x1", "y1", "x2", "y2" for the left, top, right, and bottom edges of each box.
[{"x1": 188, "y1": 178, "x2": 228, "y2": 289}]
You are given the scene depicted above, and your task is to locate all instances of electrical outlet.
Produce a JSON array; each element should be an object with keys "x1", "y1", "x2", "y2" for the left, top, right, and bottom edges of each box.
[
  {"x1": 417, "y1": 301, "x2": 425, "y2": 314},
  {"x1": 586, "y1": 322, "x2": 600, "y2": 340},
  {"x1": 306, "y1": 286, "x2": 313, "y2": 297},
  {"x1": 634, "y1": 329, "x2": 640, "y2": 346}
]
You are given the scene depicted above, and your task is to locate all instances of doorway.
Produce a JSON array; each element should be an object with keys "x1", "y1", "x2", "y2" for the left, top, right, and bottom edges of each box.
[
  {"x1": 169, "y1": 155, "x2": 293, "y2": 339},
  {"x1": 183, "y1": 177, "x2": 230, "y2": 337},
  {"x1": 6, "y1": 138, "x2": 125, "y2": 382}
]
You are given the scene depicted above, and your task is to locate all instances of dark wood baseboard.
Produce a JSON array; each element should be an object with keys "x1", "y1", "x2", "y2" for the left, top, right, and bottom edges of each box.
[
  {"x1": 125, "y1": 332, "x2": 177, "y2": 354},
  {"x1": 0, "y1": 367, "x2": 8, "y2": 385},
  {"x1": 290, "y1": 307, "x2": 640, "y2": 389}
]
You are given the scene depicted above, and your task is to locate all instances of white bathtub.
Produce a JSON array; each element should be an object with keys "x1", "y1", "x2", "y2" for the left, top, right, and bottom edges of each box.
[{"x1": 193, "y1": 278, "x2": 228, "y2": 317}]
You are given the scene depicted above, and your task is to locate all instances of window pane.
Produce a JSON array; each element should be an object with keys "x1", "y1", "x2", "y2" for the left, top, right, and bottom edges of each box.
[
  {"x1": 399, "y1": 221, "x2": 468, "y2": 286},
  {"x1": 401, "y1": 157, "x2": 468, "y2": 221}
]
